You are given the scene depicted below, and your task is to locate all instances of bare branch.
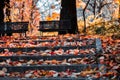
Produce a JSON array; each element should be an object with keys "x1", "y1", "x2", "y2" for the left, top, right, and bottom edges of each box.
[
  {"x1": 101, "y1": 2, "x2": 112, "y2": 8},
  {"x1": 83, "y1": 0, "x2": 91, "y2": 12}
]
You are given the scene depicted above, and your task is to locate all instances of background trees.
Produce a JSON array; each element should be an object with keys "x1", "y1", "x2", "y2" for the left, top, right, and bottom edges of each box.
[
  {"x1": 77, "y1": 0, "x2": 120, "y2": 36},
  {"x1": 0, "y1": 0, "x2": 119, "y2": 36}
]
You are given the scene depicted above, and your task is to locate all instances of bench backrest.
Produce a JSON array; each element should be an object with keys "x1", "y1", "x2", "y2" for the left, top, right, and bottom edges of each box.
[
  {"x1": 39, "y1": 20, "x2": 71, "y2": 31},
  {"x1": 0, "y1": 22, "x2": 28, "y2": 33}
]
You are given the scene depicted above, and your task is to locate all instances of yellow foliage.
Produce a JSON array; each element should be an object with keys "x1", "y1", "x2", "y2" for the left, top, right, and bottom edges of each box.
[
  {"x1": 78, "y1": 20, "x2": 84, "y2": 28},
  {"x1": 114, "y1": 0, "x2": 120, "y2": 4},
  {"x1": 52, "y1": 12, "x2": 60, "y2": 19},
  {"x1": 46, "y1": 16, "x2": 53, "y2": 21},
  {"x1": 76, "y1": 0, "x2": 85, "y2": 8},
  {"x1": 76, "y1": 0, "x2": 81, "y2": 8},
  {"x1": 16, "y1": 0, "x2": 22, "y2": 1},
  {"x1": 46, "y1": 12, "x2": 60, "y2": 21}
]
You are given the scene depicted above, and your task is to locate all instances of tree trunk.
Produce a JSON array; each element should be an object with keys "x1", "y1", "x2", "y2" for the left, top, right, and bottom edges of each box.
[
  {"x1": 60, "y1": 0, "x2": 78, "y2": 34},
  {"x1": 0, "y1": 0, "x2": 5, "y2": 23},
  {"x1": 82, "y1": 0, "x2": 91, "y2": 34},
  {"x1": 83, "y1": 11, "x2": 86, "y2": 34},
  {"x1": 119, "y1": 1, "x2": 120, "y2": 23},
  {"x1": 93, "y1": 0, "x2": 96, "y2": 18},
  {"x1": 0, "y1": 0, "x2": 10, "y2": 23}
]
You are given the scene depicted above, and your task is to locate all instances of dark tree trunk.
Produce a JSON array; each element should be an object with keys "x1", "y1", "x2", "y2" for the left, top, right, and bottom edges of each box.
[
  {"x1": 93, "y1": 0, "x2": 96, "y2": 18},
  {"x1": 0, "y1": 0, "x2": 10, "y2": 23},
  {"x1": 60, "y1": 0, "x2": 78, "y2": 34},
  {"x1": 0, "y1": 0, "x2": 12, "y2": 36},
  {"x1": 0, "y1": 0, "x2": 5, "y2": 36},
  {"x1": 82, "y1": 0, "x2": 90, "y2": 34},
  {"x1": 83, "y1": 11, "x2": 86, "y2": 34},
  {"x1": 119, "y1": 5, "x2": 120, "y2": 23},
  {"x1": 0, "y1": 0, "x2": 5, "y2": 23},
  {"x1": 5, "y1": 0, "x2": 11, "y2": 22}
]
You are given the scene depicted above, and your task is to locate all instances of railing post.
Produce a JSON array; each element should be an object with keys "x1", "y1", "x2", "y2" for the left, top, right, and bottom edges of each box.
[{"x1": 96, "y1": 38, "x2": 102, "y2": 53}]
